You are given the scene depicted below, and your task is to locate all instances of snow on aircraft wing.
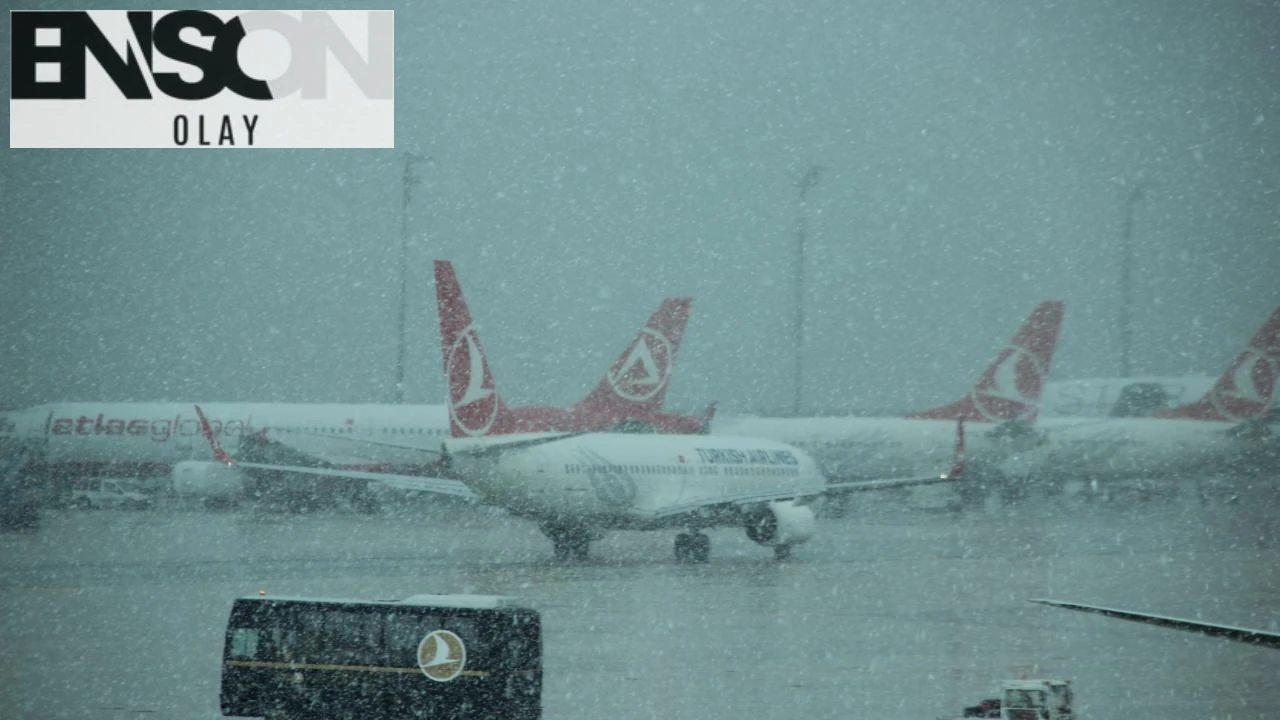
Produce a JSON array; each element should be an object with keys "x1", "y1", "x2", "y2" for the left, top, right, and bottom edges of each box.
[
  {"x1": 241, "y1": 425, "x2": 445, "y2": 468},
  {"x1": 824, "y1": 418, "x2": 966, "y2": 495},
  {"x1": 227, "y1": 460, "x2": 477, "y2": 499},
  {"x1": 1031, "y1": 598, "x2": 1280, "y2": 649},
  {"x1": 194, "y1": 405, "x2": 476, "y2": 500}
]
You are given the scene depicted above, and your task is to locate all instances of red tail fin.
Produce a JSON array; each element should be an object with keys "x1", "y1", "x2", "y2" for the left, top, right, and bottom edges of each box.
[
  {"x1": 577, "y1": 297, "x2": 692, "y2": 418},
  {"x1": 1157, "y1": 306, "x2": 1280, "y2": 422},
  {"x1": 435, "y1": 260, "x2": 506, "y2": 438},
  {"x1": 909, "y1": 300, "x2": 1065, "y2": 423}
]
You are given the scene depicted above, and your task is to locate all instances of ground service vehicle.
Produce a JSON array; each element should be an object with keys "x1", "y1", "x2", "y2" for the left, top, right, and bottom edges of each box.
[
  {"x1": 220, "y1": 593, "x2": 541, "y2": 720},
  {"x1": 69, "y1": 478, "x2": 153, "y2": 510},
  {"x1": 999, "y1": 679, "x2": 1073, "y2": 720},
  {"x1": 945, "y1": 679, "x2": 1074, "y2": 720}
]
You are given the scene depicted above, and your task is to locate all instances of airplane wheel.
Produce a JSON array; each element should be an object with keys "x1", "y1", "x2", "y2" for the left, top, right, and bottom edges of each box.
[
  {"x1": 675, "y1": 533, "x2": 711, "y2": 563},
  {"x1": 773, "y1": 544, "x2": 793, "y2": 561},
  {"x1": 673, "y1": 534, "x2": 691, "y2": 563},
  {"x1": 553, "y1": 538, "x2": 573, "y2": 562},
  {"x1": 548, "y1": 527, "x2": 591, "y2": 561},
  {"x1": 570, "y1": 537, "x2": 590, "y2": 561},
  {"x1": 691, "y1": 533, "x2": 710, "y2": 563}
]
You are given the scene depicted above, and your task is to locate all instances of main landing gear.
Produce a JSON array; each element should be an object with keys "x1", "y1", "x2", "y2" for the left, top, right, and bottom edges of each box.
[
  {"x1": 540, "y1": 522, "x2": 594, "y2": 561},
  {"x1": 673, "y1": 531, "x2": 710, "y2": 563}
]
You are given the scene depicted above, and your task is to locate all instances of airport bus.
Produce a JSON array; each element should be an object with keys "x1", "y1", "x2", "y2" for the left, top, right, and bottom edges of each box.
[{"x1": 220, "y1": 593, "x2": 541, "y2": 720}]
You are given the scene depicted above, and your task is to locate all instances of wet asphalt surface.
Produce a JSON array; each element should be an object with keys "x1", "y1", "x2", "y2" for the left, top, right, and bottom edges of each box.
[{"x1": 1, "y1": 478, "x2": 1278, "y2": 720}]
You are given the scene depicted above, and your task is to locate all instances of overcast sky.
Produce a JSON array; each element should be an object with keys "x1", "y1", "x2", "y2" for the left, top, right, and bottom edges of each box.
[{"x1": 2, "y1": 0, "x2": 1278, "y2": 415}]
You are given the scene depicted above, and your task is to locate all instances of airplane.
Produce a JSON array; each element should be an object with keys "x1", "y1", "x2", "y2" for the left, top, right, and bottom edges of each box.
[
  {"x1": 196, "y1": 310, "x2": 969, "y2": 561},
  {"x1": 1036, "y1": 307, "x2": 1279, "y2": 420},
  {"x1": 1038, "y1": 375, "x2": 1216, "y2": 419},
  {"x1": 0, "y1": 286, "x2": 707, "y2": 508},
  {"x1": 709, "y1": 300, "x2": 1064, "y2": 502},
  {"x1": 1020, "y1": 306, "x2": 1280, "y2": 493},
  {"x1": 1031, "y1": 598, "x2": 1280, "y2": 649}
]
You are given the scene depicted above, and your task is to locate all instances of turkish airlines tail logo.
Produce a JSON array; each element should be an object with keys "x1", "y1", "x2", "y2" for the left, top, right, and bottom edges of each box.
[
  {"x1": 581, "y1": 297, "x2": 691, "y2": 415},
  {"x1": 1159, "y1": 306, "x2": 1280, "y2": 422},
  {"x1": 909, "y1": 300, "x2": 1064, "y2": 422},
  {"x1": 436, "y1": 260, "x2": 503, "y2": 437},
  {"x1": 447, "y1": 326, "x2": 500, "y2": 436}
]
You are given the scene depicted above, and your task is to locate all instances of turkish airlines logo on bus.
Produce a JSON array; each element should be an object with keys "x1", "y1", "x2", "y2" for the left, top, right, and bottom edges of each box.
[
  {"x1": 607, "y1": 328, "x2": 673, "y2": 403},
  {"x1": 1208, "y1": 348, "x2": 1278, "y2": 421},
  {"x1": 969, "y1": 345, "x2": 1045, "y2": 421},
  {"x1": 446, "y1": 325, "x2": 498, "y2": 436},
  {"x1": 417, "y1": 629, "x2": 467, "y2": 682}
]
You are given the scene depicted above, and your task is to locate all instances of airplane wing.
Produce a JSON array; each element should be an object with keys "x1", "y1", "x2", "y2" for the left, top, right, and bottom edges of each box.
[
  {"x1": 1031, "y1": 598, "x2": 1280, "y2": 649},
  {"x1": 194, "y1": 405, "x2": 477, "y2": 501},
  {"x1": 445, "y1": 432, "x2": 586, "y2": 458},
  {"x1": 824, "y1": 418, "x2": 967, "y2": 495},
  {"x1": 224, "y1": 459, "x2": 478, "y2": 499},
  {"x1": 234, "y1": 421, "x2": 446, "y2": 470}
]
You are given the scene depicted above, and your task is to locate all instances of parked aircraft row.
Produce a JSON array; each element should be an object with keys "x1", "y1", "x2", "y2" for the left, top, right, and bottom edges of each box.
[
  {"x1": 190, "y1": 259, "x2": 1274, "y2": 560},
  {"x1": 2, "y1": 259, "x2": 1277, "y2": 559}
]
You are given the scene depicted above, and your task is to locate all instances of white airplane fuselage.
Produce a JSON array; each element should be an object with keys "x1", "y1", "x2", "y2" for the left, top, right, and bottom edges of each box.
[
  {"x1": 0, "y1": 402, "x2": 450, "y2": 495},
  {"x1": 1028, "y1": 417, "x2": 1274, "y2": 481},
  {"x1": 711, "y1": 416, "x2": 994, "y2": 480},
  {"x1": 1039, "y1": 376, "x2": 1217, "y2": 418},
  {"x1": 446, "y1": 433, "x2": 825, "y2": 532},
  {"x1": 712, "y1": 412, "x2": 1276, "y2": 489}
]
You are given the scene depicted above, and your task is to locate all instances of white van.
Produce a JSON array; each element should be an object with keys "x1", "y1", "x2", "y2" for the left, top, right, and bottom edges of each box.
[{"x1": 70, "y1": 479, "x2": 153, "y2": 510}]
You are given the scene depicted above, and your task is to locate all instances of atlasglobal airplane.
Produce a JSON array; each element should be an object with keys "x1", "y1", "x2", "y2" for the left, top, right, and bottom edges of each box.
[{"x1": 2, "y1": 286, "x2": 705, "y2": 506}]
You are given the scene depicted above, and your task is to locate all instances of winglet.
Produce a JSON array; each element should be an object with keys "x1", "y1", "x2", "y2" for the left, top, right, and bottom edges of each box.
[
  {"x1": 1157, "y1": 306, "x2": 1280, "y2": 422},
  {"x1": 194, "y1": 405, "x2": 233, "y2": 465},
  {"x1": 578, "y1": 297, "x2": 693, "y2": 418},
  {"x1": 910, "y1": 300, "x2": 1065, "y2": 423}
]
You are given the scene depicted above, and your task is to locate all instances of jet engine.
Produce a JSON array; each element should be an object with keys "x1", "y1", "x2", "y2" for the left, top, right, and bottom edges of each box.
[
  {"x1": 744, "y1": 501, "x2": 815, "y2": 547},
  {"x1": 171, "y1": 461, "x2": 244, "y2": 500}
]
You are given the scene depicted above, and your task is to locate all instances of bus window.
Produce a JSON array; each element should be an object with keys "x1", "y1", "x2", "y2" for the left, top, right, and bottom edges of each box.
[{"x1": 228, "y1": 628, "x2": 258, "y2": 659}]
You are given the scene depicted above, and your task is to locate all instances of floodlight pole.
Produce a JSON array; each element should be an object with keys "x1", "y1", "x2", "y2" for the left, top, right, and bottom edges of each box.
[
  {"x1": 395, "y1": 152, "x2": 427, "y2": 404},
  {"x1": 793, "y1": 166, "x2": 822, "y2": 416},
  {"x1": 1119, "y1": 181, "x2": 1148, "y2": 378}
]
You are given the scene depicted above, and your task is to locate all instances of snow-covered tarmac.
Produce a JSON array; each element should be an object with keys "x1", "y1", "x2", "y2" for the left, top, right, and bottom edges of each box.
[{"x1": 2, "y1": 482, "x2": 1277, "y2": 720}]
